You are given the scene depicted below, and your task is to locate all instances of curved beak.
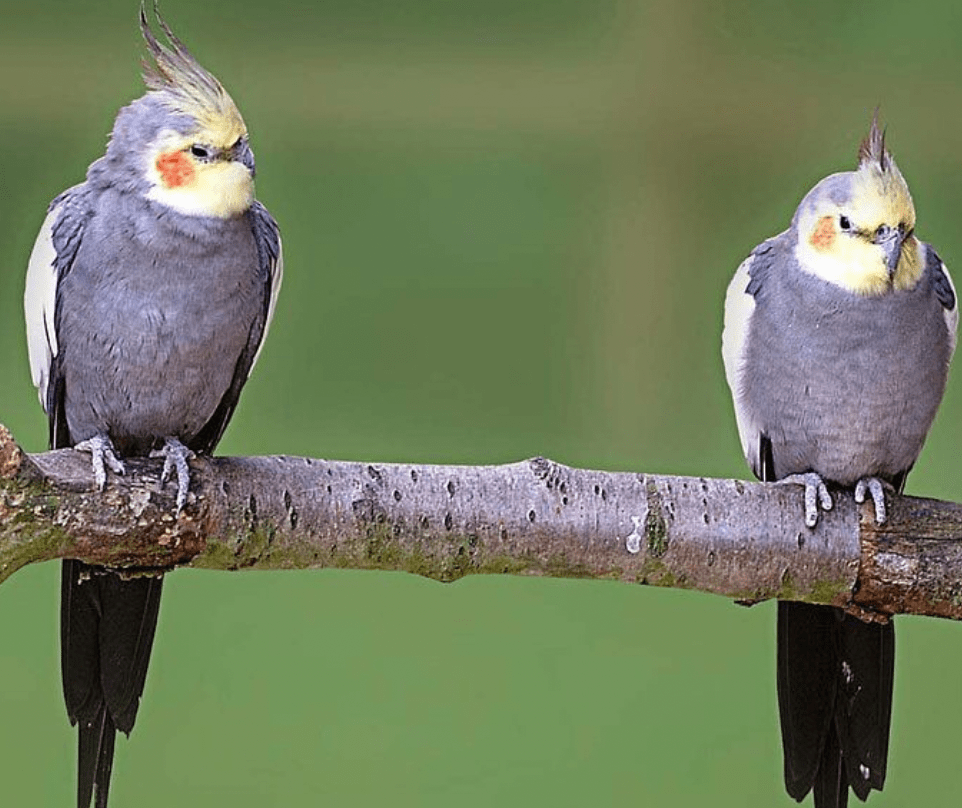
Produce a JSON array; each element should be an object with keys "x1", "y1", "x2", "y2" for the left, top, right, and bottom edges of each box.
[
  {"x1": 231, "y1": 139, "x2": 256, "y2": 178},
  {"x1": 874, "y1": 225, "x2": 905, "y2": 276}
]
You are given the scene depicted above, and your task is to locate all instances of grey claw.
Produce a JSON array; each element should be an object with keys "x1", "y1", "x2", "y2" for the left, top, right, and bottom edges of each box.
[
  {"x1": 150, "y1": 438, "x2": 195, "y2": 512},
  {"x1": 854, "y1": 477, "x2": 888, "y2": 524},
  {"x1": 74, "y1": 434, "x2": 125, "y2": 490},
  {"x1": 777, "y1": 472, "x2": 833, "y2": 528}
]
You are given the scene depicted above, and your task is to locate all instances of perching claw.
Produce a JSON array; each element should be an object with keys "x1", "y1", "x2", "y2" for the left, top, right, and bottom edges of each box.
[
  {"x1": 74, "y1": 434, "x2": 126, "y2": 490},
  {"x1": 150, "y1": 437, "x2": 195, "y2": 512},
  {"x1": 854, "y1": 476, "x2": 890, "y2": 524},
  {"x1": 776, "y1": 472, "x2": 833, "y2": 528}
]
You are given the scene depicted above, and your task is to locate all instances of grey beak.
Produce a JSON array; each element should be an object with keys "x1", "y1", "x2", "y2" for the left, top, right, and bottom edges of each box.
[
  {"x1": 232, "y1": 140, "x2": 256, "y2": 178},
  {"x1": 874, "y1": 225, "x2": 904, "y2": 275}
]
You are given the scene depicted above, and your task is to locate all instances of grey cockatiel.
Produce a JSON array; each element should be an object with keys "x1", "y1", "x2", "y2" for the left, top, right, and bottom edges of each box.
[
  {"x1": 722, "y1": 118, "x2": 956, "y2": 807},
  {"x1": 23, "y1": 5, "x2": 282, "y2": 806}
]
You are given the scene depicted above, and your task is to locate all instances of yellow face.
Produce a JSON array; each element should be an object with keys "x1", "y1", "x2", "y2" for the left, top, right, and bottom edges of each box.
[
  {"x1": 794, "y1": 163, "x2": 922, "y2": 296},
  {"x1": 145, "y1": 123, "x2": 253, "y2": 218}
]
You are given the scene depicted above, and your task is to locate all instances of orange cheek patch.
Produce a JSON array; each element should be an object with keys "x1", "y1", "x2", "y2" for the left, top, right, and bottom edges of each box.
[
  {"x1": 155, "y1": 151, "x2": 195, "y2": 188},
  {"x1": 809, "y1": 215, "x2": 836, "y2": 250}
]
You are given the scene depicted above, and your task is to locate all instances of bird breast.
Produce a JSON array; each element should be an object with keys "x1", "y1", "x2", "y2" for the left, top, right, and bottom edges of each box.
[
  {"x1": 742, "y1": 270, "x2": 951, "y2": 484},
  {"x1": 56, "y1": 202, "x2": 262, "y2": 454}
]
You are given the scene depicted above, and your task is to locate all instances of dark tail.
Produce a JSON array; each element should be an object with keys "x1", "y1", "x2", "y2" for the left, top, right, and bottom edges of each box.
[
  {"x1": 777, "y1": 601, "x2": 894, "y2": 807},
  {"x1": 61, "y1": 560, "x2": 164, "y2": 808}
]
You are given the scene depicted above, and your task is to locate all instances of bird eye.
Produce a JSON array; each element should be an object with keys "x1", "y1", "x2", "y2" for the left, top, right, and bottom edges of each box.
[
  {"x1": 189, "y1": 144, "x2": 210, "y2": 159},
  {"x1": 839, "y1": 215, "x2": 851, "y2": 231}
]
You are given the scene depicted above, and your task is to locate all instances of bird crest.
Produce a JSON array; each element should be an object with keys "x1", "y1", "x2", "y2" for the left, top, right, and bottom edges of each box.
[
  {"x1": 857, "y1": 111, "x2": 890, "y2": 172},
  {"x1": 140, "y1": 1, "x2": 247, "y2": 145},
  {"x1": 852, "y1": 112, "x2": 915, "y2": 228}
]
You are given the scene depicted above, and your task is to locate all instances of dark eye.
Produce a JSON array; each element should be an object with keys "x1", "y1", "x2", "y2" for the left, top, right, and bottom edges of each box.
[
  {"x1": 190, "y1": 144, "x2": 210, "y2": 159},
  {"x1": 839, "y1": 215, "x2": 851, "y2": 231}
]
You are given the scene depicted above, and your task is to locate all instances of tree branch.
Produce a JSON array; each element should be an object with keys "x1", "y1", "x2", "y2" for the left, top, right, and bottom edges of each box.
[{"x1": 2, "y1": 423, "x2": 961, "y2": 621}]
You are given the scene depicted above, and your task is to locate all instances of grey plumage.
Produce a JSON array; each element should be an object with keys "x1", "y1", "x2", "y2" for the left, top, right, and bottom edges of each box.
[
  {"x1": 53, "y1": 183, "x2": 272, "y2": 454},
  {"x1": 25, "y1": 5, "x2": 281, "y2": 807},
  {"x1": 722, "y1": 118, "x2": 956, "y2": 807},
  {"x1": 739, "y1": 236, "x2": 953, "y2": 485}
]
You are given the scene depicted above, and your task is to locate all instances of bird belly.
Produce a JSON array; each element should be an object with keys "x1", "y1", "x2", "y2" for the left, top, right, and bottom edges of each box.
[
  {"x1": 764, "y1": 384, "x2": 929, "y2": 485},
  {"x1": 743, "y1": 297, "x2": 950, "y2": 485},
  {"x1": 57, "y1": 237, "x2": 261, "y2": 454}
]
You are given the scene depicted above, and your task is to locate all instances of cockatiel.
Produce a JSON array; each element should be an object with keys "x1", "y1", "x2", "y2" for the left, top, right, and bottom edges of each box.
[
  {"x1": 722, "y1": 118, "x2": 956, "y2": 806},
  {"x1": 23, "y1": 4, "x2": 282, "y2": 806}
]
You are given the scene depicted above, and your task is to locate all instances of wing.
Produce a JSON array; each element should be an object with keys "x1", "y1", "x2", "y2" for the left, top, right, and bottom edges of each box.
[
  {"x1": 721, "y1": 252, "x2": 759, "y2": 471},
  {"x1": 24, "y1": 208, "x2": 60, "y2": 411},
  {"x1": 24, "y1": 186, "x2": 89, "y2": 449},
  {"x1": 250, "y1": 201, "x2": 284, "y2": 371},
  {"x1": 721, "y1": 237, "x2": 782, "y2": 478},
  {"x1": 925, "y1": 244, "x2": 958, "y2": 356},
  {"x1": 191, "y1": 200, "x2": 282, "y2": 454}
]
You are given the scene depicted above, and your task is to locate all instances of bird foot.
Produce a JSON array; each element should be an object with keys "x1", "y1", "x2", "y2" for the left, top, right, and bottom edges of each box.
[
  {"x1": 854, "y1": 476, "x2": 891, "y2": 524},
  {"x1": 150, "y1": 438, "x2": 195, "y2": 512},
  {"x1": 74, "y1": 434, "x2": 126, "y2": 490},
  {"x1": 776, "y1": 472, "x2": 833, "y2": 528}
]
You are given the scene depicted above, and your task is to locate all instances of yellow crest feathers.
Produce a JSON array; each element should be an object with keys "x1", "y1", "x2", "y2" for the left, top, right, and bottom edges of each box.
[
  {"x1": 139, "y1": 1, "x2": 246, "y2": 143},
  {"x1": 852, "y1": 111, "x2": 915, "y2": 229}
]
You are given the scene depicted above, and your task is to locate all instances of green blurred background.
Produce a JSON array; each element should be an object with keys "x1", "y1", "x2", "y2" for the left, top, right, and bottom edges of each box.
[{"x1": 2, "y1": 0, "x2": 962, "y2": 804}]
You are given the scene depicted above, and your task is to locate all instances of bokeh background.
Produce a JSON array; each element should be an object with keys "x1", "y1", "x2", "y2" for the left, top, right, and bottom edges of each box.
[{"x1": 2, "y1": 0, "x2": 962, "y2": 804}]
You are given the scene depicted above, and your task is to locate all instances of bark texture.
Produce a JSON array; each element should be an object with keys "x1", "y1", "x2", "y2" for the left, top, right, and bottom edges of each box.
[{"x1": 2, "y1": 424, "x2": 961, "y2": 621}]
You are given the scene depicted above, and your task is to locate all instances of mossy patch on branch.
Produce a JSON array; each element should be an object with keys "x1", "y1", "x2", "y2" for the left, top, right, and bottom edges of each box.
[{"x1": 644, "y1": 477, "x2": 669, "y2": 558}]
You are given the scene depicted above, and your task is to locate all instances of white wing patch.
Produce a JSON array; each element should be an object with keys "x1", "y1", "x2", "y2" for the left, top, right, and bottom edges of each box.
[
  {"x1": 940, "y1": 258, "x2": 958, "y2": 356},
  {"x1": 721, "y1": 253, "x2": 762, "y2": 471},
  {"x1": 250, "y1": 233, "x2": 283, "y2": 373},
  {"x1": 24, "y1": 205, "x2": 63, "y2": 412}
]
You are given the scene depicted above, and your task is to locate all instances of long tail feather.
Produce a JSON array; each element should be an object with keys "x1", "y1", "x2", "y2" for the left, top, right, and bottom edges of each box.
[
  {"x1": 62, "y1": 560, "x2": 164, "y2": 807},
  {"x1": 777, "y1": 601, "x2": 894, "y2": 807}
]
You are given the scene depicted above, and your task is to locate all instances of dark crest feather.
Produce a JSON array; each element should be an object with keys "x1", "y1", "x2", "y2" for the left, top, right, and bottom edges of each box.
[
  {"x1": 140, "y1": 1, "x2": 220, "y2": 97},
  {"x1": 858, "y1": 110, "x2": 890, "y2": 172}
]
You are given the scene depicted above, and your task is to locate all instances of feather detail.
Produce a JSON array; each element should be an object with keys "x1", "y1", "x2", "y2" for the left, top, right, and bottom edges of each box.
[
  {"x1": 249, "y1": 202, "x2": 283, "y2": 372},
  {"x1": 858, "y1": 110, "x2": 888, "y2": 172},
  {"x1": 24, "y1": 205, "x2": 61, "y2": 410},
  {"x1": 927, "y1": 247, "x2": 959, "y2": 355},
  {"x1": 850, "y1": 112, "x2": 915, "y2": 239},
  {"x1": 190, "y1": 201, "x2": 281, "y2": 453},
  {"x1": 139, "y1": 1, "x2": 246, "y2": 144},
  {"x1": 62, "y1": 561, "x2": 164, "y2": 808}
]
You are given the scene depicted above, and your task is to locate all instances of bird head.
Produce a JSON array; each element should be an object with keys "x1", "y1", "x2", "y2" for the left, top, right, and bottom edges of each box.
[
  {"x1": 127, "y1": 1, "x2": 255, "y2": 218},
  {"x1": 792, "y1": 115, "x2": 922, "y2": 296}
]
